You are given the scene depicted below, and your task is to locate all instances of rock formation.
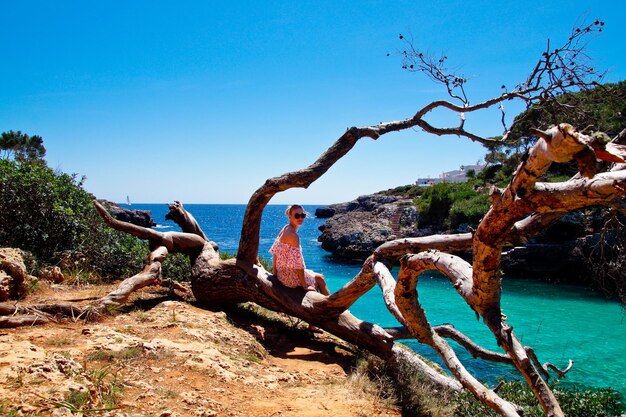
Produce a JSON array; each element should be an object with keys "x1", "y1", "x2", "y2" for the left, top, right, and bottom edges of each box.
[
  {"x1": 102, "y1": 200, "x2": 156, "y2": 228},
  {"x1": 316, "y1": 194, "x2": 418, "y2": 259},
  {"x1": 316, "y1": 193, "x2": 609, "y2": 280},
  {"x1": 0, "y1": 248, "x2": 29, "y2": 301}
]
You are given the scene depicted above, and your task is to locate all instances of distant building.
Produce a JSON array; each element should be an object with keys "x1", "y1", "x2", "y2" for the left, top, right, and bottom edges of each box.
[{"x1": 416, "y1": 163, "x2": 485, "y2": 186}]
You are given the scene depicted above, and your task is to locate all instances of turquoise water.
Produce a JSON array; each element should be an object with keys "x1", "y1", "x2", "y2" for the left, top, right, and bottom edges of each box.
[{"x1": 130, "y1": 203, "x2": 626, "y2": 396}]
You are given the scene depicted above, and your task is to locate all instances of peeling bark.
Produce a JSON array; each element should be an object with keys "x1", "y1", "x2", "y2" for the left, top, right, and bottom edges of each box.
[
  {"x1": 395, "y1": 251, "x2": 521, "y2": 417},
  {"x1": 90, "y1": 246, "x2": 169, "y2": 311}
]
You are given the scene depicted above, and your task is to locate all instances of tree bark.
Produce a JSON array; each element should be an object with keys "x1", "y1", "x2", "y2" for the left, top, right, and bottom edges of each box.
[{"x1": 90, "y1": 246, "x2": 169, "y2": 311}]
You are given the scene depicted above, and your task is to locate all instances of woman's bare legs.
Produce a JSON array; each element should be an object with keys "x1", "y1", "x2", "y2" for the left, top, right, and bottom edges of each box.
[{"x1": 314, "y1": 273, "x2": 330, "y2": 296}]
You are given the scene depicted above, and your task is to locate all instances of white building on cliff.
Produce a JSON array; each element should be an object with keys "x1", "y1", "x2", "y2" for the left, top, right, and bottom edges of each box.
[{"x1": 416, "y1": 163, "x2": 486, "y2": 186}]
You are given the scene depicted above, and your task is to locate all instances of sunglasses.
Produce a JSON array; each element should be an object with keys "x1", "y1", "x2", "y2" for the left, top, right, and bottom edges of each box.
[{"x1": 293, "y1": 213, "x2": 307, "y2": 219}]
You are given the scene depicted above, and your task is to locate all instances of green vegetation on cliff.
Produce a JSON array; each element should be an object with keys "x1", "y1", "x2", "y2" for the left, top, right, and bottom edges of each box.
[
  {"x1": 0, "y1": 142, "x2": 146, "y2": 281},
  {"x1": 379, "y1": 81, "x2": 626, "y2": 303},
  {"x1": 382, "y1": 81, "x2": 626, "y2": 232},
  {"x1": 360, "y1": 352, "x2": 624, "y2": 417},
  {"x1": 382, "y1": 180, "x2": 490, "y2": 231},
  {"x1": 414, "y1": 182, "x2": 490, "y2": 230}
]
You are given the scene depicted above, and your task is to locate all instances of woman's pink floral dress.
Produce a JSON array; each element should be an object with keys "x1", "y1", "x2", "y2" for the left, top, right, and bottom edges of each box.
[{"x1": 269, "y1": 239, "x2": 316, "y2": 288}]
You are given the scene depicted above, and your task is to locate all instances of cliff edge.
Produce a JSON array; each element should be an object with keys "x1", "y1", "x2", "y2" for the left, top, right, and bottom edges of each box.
[{"x1": 316, "y1": 192, "x2": 608, "y2": 281}]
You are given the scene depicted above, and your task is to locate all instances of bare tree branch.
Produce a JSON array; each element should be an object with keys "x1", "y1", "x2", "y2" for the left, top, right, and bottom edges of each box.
[
  {"x1": 399, "y1": 20, "x2": 606, "y2": 144},
  {"x1": 93, "y1": 200, "x2": 207, "y2": 255},
  {"x1": 395, "y1": 251, "x2": 521, "y2": 416}
]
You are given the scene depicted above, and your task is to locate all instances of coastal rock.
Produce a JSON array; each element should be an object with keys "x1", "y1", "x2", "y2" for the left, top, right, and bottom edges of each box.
[
  {"x1": 318, "y1": 211, "x2": 394, "y2": 259},
  {"x1": 315, "y1": 194, "x2": 399, "y2": 218},
  {"x1": 102, "y1": 200, "x2": 156, "y2": 228},
  {"x1": 499, "y1": 231, "x2": 618, "y2": 280},
  {"x1": 317, "y1": 194, "x2": 417, "y2": 259},
  {"x1": 501, "y1": 242, "x2": 581, "y2": 276},
  {"x1": 316, "y1": 193, "x2": 601, "y2": 279},
  {"x1": 0, "y1": 248, "x2": 28, "y2": 301},
  {"x1": 314, "y1": 207, "x2": 336, "y2": 218}
]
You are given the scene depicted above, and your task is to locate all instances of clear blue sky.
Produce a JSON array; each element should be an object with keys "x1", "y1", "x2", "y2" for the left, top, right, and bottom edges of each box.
[{"x1": 2, "y1": 1, "x2": 625, "y2": 204}]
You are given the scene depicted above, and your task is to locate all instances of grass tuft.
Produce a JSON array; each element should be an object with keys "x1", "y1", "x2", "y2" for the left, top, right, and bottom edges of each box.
[{"x1": 86, "y1": 346, "x2": 143, "y2": 363}]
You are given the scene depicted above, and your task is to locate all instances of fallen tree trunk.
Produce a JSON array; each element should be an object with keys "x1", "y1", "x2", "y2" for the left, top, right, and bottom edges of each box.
[
  {"x1": 3, "y1": 123, "x2": 623, "y2": 416},
  {"x1": 4, "y1": 120, "x2": 621, "y2": 416},
  {"x1": 83, "y1": 122, "x2": 625, "y2": 417},
  {"x1": 4, "y1": 22, "x2": 624, "y2": 415}
]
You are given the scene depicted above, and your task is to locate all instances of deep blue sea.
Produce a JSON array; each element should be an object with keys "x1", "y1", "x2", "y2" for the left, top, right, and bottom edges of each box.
[{"x1": 127, "y1": 203, "x2": 626, "y2": 396}]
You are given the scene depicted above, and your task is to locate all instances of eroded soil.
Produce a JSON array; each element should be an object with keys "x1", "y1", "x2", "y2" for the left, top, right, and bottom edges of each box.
[{"x1": 0, "y1": 283, "x2": 400, "y2": 417}]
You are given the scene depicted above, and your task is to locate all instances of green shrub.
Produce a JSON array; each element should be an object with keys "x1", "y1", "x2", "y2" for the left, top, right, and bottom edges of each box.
[
  {"x1": 161, "y1": 252, "x2": 192, "y2": 282},
  {"x1": 0, "y1": 159, "x2": 146, "y2": 281},
  {"x1": 414, "y1": 183, "x2": 454, "y2": 226},
  {"x1": 382, "y1": 185, "x2": 426, "y2": 198},
  {"x1": 554, "y1": 384, "x2": 624, "y2": 417},
  {"x1": 0, "y1": 159, "x2": 92, "y2": 260},
  {"x1": 354, "y1": 351, "x2": 457, "y2": 417},
  {"x1": 455, "y1": 381, "x2": 624, "y2": 417},
  {"x1": 221, "y1": 251, "x2": 271, "y2": 271},
  {"x1": 448, "y1": 194, "x2": 491, "y2": 229},
  {"x1": 71, "y1": 228, "x2": 147, "y2": 280},
  {"x1": 476, "y1": 163, "x2": 516, "y2": 187},
  {"x1": 220, "y1": 251, "x2": 235, "y2": 260},
  {"x1": 358, "y1": 355, "x2": 624, "y2": 417},
  {"x1": 414, "y1": 182, "x2": 489, "y2": 230}
]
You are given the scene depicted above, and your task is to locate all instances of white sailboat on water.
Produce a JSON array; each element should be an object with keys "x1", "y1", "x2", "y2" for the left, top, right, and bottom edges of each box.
[{"x1": 126, "y1": 195, "x2": 131, "y2": 206}]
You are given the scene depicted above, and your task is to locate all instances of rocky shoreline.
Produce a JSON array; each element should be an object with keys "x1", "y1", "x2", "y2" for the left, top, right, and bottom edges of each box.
[
  {"x1": 315, "y1": 192, "x2": 602, "y2": 281},
  {"x1": 316, "y1": 194, "x2": 418, "y2": 259},
  {"x1": 101, "y1": 200, "x2": 156, "y2": 228}
]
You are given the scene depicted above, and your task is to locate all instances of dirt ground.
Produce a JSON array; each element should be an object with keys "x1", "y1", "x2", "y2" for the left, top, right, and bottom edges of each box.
[{"x1": 0, "y1": 283, "x2": 401, "y2": 417}]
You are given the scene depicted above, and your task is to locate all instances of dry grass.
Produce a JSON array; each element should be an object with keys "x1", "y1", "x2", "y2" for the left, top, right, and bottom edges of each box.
[
  {"x1": 42, "y1": 334, "x2": 73, "y2": 348},
  {"x1": 347, "y1": 359, "x2": 399, "y2": 411},
  {"x1": 354, "y1": 352, "x2": 458, "y2": 417}
]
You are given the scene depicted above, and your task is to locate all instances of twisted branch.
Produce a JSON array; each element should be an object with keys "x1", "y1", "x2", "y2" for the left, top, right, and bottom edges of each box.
[{"x1": 395, "y1": 251, "x2": 521, "y2": 417}]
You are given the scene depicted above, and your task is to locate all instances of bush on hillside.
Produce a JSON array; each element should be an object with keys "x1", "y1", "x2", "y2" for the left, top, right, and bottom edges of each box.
[
  {"x1": 0, "y1": 159, "x2": 146, "y2": 280},
  {"x1": 455, "y1": 381, "x2": 623, "y2": 417},
  {"x1": 449, "y1": 194, "x2": 491, "y2": 229},
  {"x1": 355, "y1": 352, "x2": 624, "y2": 417},
  {"x1": 161, "y1": 252, "x2": 192, "y2": 282},
  {"x1": 381, "y1": 184, "x2": 426, "y2": 199},
  {"x1": 414, "y1": 181, "x2": 490, "y2": 230}
]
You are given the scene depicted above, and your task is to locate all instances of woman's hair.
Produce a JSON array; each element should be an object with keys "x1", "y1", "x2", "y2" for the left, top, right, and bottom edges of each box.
[{"x1": 285, "y1": 204, "x2": 304, "y2": 216}]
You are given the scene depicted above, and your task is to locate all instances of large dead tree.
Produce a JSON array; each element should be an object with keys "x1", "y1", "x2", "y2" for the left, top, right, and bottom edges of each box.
[{"x1": 3, "y1": 20, "x2": 624, "y2": 416}]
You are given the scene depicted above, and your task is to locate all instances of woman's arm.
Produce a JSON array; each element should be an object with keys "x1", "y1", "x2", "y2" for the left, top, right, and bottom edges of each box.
[{"x1": 297, "y1": 268, "x2": 306, "y2": 288}]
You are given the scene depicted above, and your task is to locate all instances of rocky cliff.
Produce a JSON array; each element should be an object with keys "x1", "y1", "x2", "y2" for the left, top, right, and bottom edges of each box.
[
  {"x1": 316, "y1": 193, "x2": 606, "y2": 281},
  {"x1": 316, "y1": 194, "x2": 419, "y2": 259},
  {"x1": 102, "y1": 200, "x2": 156, "y2": 228}
]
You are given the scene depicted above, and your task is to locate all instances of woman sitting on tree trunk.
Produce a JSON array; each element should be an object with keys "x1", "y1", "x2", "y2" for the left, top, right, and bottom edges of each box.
[{"x1": 270, "y1": 204, "x2": 331, "y2": 296}]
